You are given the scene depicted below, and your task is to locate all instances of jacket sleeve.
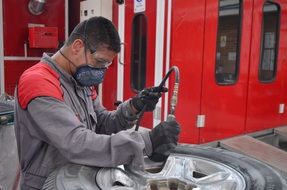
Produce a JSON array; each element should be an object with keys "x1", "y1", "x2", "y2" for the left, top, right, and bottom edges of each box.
[
  {"x1": 92, "y1": 97, "x2": 139, "y2": 134},
  {"x1": 26, "y1": 96, "x2": 151, "y2": 168}
]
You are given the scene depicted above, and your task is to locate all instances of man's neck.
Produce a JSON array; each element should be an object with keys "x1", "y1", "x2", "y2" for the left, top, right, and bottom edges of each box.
[{"x1": 51, "y1": 49, "x2": 73, "y2": 75}]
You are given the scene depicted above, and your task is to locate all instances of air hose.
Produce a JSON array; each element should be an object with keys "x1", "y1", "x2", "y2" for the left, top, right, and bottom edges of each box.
[{"x1": 135, "y1": 66, "x2": 180, "y2": 131}]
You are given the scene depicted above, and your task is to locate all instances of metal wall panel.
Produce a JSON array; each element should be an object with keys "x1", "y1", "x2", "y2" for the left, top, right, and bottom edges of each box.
[
  {"x1": 122, "y1": 0, "x2": 157, "y2": 128},
  {"x1": 169, "y1": 0, "x2": 206, "y2": 143},
  {"x1": 245, "y1": 0, "x2": 287, "y2": 133},
  {"x1": 278, "y1": 1, "x2": 287, "y2": 126},
  {"x1": 3, "y1": 0, "x2": 65, "y2": 95},
  {"x1": 3, "y1": 0, "x2": 65, "y2": 56},
  {"x1": 4, "y1": 61, "x2": 37, "y2": 94},
  {"x1": 198, "y1": 0, "x2": 253, "y2": 143}
]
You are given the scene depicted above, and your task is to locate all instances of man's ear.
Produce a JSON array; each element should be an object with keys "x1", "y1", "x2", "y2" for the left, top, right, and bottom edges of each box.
[{"x1": 71, "y1": 39, "x2": 85, "y2": 55}]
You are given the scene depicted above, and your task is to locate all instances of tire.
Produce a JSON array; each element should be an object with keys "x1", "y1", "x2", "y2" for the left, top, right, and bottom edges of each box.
[
  {"x1": 43, "y1": 145, "x2": 287, "y2": 190},
  {"x1": 171, "y1": 145, "x2": 287, "y2": 190}
]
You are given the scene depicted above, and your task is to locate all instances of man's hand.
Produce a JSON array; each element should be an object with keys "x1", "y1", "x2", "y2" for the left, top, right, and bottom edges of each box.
[
  {"x1": 131, "y1": 86, "x2": 168, "y2": 112},
  {"x1": 149, "y1": 118, "x2": 180, "y2": 162}
]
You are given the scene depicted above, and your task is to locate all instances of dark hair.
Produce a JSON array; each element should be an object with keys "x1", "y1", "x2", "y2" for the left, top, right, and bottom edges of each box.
[{"x1": 66, "y1": 16, "x2": 121, "y2": 53}]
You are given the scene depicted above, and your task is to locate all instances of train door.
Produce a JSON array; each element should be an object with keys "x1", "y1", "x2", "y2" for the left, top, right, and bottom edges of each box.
[
  {"x1": 245, "y1": 0, "x2": 285, "y2": 133},
  {"x1": 199, "y1": 0, "x2": 253, "y2": 143},
  {"x1": 114, "y1": 0, "x2": 160, "y2": 129},
  {"x1": 279, "y1": 2, "x2": 287, "y2": 126},
  {"x1": 168, "y1": 1, "x2": 206, "y2": 144}
]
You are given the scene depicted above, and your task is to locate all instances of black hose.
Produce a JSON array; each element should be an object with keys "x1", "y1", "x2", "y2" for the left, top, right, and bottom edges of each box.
[
  {"x1": 134, "y1": 105, "x2": 147, "y2": 131},
  {"x1": 159, "y1": 66, "x2": 180, "y2": 88},
  {"x1": 135, "y1": 66, "x2": 180, "y2": 131}
]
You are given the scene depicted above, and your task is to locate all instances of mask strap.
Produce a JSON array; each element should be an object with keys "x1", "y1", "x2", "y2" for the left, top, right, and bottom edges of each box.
[
  {"x1": 60, "y1": 19, "x2": 94, "y2": 69},
  {"x1": 59, "y1": 18, "x2": 89, "y2": 69},
  {"x1": 59, "y1": 50, "x2": 78, "y2": 68}
]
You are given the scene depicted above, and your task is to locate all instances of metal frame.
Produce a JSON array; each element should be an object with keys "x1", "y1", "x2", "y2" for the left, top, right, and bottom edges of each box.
[
  {"x1": 0, "y1": 0, "x2": 4, "y2": 94},
  {"x1": 117, "y1": 2, "x2": 125, "y2": 103},
  {"x1": 153, "y1": 0, "x2": 166, "y2": 126},
  {"x1": 164, "y1": 0, "x2": 172, "y2": 121}
]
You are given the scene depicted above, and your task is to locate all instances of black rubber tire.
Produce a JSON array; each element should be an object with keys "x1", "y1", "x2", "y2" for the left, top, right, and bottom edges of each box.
[
  {"x1": 171, "y1": 145, "x2": 287, "y2": 190},
  {"x1": 43, "y1": 145, "x2": 287, "y2": 190}
]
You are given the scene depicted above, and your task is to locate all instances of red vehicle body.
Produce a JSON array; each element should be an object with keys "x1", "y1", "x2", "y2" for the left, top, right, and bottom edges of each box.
[
  {"x1": 2, "y1": 0, "x2": 287, "y2": 145},
  {"x1": 102, "y1": 0, "x2": 287, "y2": 144}
]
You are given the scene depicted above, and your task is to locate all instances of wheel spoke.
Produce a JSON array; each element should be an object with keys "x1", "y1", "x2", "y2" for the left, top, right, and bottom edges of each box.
[
  {"x1": 195, "y1": 171, "x2": 231, "y2": 184},
  {"x1": 161, "y1": 155, "x2": 197, "y2": 178},
  {"x1": 96, "y1": 168, "x2": 137, "y2": 189}
]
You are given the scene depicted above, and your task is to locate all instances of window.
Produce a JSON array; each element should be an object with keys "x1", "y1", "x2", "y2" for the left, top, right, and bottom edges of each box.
[
  {"x1": 215, "y1": 0, "x2": 242, "y2": 85},
  {"x1": 131, "y1": 14, "x2": 147, "y2": 92},
  {"x1": 259, "y1": 2, "x2": 280, "y2": 82}
]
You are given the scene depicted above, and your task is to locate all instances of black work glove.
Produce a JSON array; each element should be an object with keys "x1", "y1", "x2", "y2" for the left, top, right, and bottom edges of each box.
[
  {"x1": 131, "y1": 86, "x2": 168, "y2": 112},
  {"x1": 149, "y1": 118, "x2": 180, "y2": 162}
]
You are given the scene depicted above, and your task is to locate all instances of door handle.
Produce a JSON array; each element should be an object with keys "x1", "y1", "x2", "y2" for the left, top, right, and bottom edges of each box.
[{"x1": 119, "y1": 42, "x2": 125, "y2": 65}]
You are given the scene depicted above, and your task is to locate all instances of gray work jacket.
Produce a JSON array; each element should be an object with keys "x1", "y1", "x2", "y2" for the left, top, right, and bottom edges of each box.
[{"x1": 14, "y1": 53, "x2": 152, "y2": 190}]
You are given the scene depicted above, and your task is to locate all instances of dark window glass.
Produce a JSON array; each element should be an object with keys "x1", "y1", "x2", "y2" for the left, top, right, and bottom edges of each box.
[
  {"x1": 259, "y1": 2, "x2": 280, "y2": 82},
  {"x1": 215, "y1": 0, "x2": 242, "y2": 85},
  {"x1": 131, "y1": 14, "x2": 147, "y2": 92}
]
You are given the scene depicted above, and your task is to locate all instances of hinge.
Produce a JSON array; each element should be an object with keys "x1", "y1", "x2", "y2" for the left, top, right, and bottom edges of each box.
[
  {"x1": 197, "y1": 115, "x2": 205, "y2": 128},
  {"x1": 279, "y1": 103, "x2": 285, "y2": 114},
  {"x1": 153, "y1": 106, "x2": 161, "y2": 120}
]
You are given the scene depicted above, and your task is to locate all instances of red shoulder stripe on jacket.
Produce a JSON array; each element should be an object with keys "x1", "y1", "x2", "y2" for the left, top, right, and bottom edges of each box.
[{"x1": 18, "y1": 62, "x2": 64, "y2": 109}]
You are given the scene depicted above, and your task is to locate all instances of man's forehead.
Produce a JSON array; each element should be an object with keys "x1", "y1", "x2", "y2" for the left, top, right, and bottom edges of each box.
[{"x1": 94, "y1": 47, "x2": 116, "y2": 55}]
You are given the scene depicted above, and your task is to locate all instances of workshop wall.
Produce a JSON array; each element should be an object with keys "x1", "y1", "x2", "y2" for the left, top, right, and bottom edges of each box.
[
  {"x1": 3, "y1": 0, "x2": 65, "y2": 95},
  {"x1": 68, "y1": 0, "x2": 82, "y2": 34}
]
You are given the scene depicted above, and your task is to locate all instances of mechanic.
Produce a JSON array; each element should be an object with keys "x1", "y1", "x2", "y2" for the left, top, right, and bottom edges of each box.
[{"x1": 14, "y1": 16, "x2": 180, "y2": 189}]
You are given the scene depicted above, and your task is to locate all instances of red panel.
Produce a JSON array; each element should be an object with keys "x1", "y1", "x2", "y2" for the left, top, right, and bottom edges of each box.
[
  {"x1": 29, "y1": 27, "x2": 58, "y2": 49},
  {"x1": 100, "y1": 0, "x2": 287, "y2": 144},
  {"x1": 3, "y1": 0, "x2": 65, "y2": 56},
  {"x1": 245, "y1": 0, "x2": 285, "y2": 133},
  {"x1": 2, "y1": 0, "x2": 65, "y2": 95},
  {"x1": 4, "y1": 61, "x2": 37, "y2": 95},
  {"x1": 101, "y1": 2, "x2": 119, "y2": 110},
  {"x1": 199, "y1": 0, "x2": 253, "y2": 143},
  {"x1": 169, "y1": 0, "x2": 206, "y2": 143},
  {"x1": 68, "y1": 0, "x2": 81, "y2": 34},
  {"x1": 123, "y1": 0, "x2": 157, "y2": 129},
  {"x1": 279, "y1": 2, "x2": 287, "y2": 125}
]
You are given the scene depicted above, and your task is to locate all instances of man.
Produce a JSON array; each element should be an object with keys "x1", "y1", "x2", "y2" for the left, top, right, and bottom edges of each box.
[{"x1": 14, "y1": 16, "x2": 180, "y2": 189}]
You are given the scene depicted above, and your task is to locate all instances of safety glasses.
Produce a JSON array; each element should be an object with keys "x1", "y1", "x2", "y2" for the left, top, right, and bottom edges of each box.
[
  {"x1": 90, "y1": 52, "x2": 113, "y2": 69},
  {"x1": 74, "y1": 32, "x2": 113, "y2": 69}
]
